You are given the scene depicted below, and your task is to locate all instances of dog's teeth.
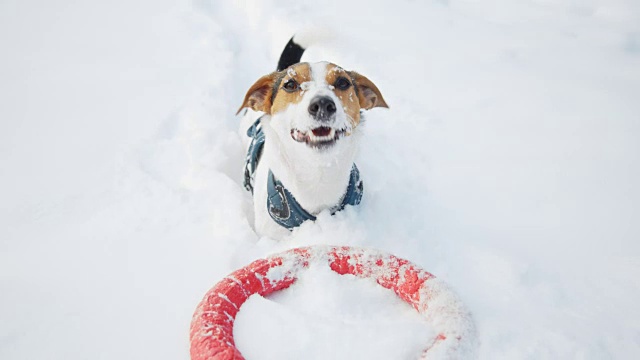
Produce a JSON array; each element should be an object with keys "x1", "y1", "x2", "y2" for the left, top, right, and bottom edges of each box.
[
  {"x1": 308, "y1": 128, "x2": 335, "y2": 142},
  {"x1": 291, "y1": 129, "x2": 309, "y2": 142},
  {"x1": 293, "y1": 127, "x2": 346, "y2": 147}
]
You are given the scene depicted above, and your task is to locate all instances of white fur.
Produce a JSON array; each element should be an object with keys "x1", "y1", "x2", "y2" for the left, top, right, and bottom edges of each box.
[
  {"x1": 241, "y1": 62, "x2": 363, "y2": 239},
  {"x1": 292, "y1": 28, "x2": 336, "y2": 49}
]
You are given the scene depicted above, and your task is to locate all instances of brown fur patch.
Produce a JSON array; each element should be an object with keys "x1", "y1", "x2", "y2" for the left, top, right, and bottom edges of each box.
[
  {"x1": 348, "y1": 71, "x2": 388, "y2": 111},
  {"x1": 270, "y1": 63, "x2": 312, "y2": 114},
  {"x1": 325, "y1": 63, "x2": 362, "y2": 127},
  {"x1": 238, "y1": 62, "x2": 388, "y2": 122},
  {"x1": 237, "y1": 72, "x2": 278, "y2": 114}
]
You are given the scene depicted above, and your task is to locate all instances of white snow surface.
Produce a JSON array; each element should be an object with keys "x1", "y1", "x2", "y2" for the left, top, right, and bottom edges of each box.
[
  {"x1": 1, "y1": 0, "x2": 640, "y2": 359},
  {"x1": 234, "y1": 264, "x2": 434, "y2": 360}
]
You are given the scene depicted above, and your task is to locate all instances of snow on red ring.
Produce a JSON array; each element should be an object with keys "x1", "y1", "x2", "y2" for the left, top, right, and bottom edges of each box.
[{"x1": 190, "y1": 245, "x2": 477, "y2": 359}]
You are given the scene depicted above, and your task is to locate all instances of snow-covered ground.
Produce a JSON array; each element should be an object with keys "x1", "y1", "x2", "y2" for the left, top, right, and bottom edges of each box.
[{"x1": 2, "y1": 0, "x2": 639, "y2": 359}]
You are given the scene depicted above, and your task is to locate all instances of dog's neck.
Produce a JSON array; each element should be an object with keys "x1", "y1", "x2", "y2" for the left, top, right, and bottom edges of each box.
[{"x1": 262, "y1": 117, "x2": 360, "y2": 215}]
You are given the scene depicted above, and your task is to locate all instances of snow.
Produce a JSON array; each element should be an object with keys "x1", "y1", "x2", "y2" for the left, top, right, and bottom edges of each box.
[
  {"x1": 234, "y1": 264, "x2": 434, "y2": 360},
  {"x1": 1, "y1": 0, "x2": 639, "y2": 359}
]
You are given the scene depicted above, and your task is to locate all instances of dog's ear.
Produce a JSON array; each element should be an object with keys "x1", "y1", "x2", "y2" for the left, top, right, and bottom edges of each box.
[
  {"x1": 237, "y1": 72, "x2": 279, "y2": 114},
  {"x1": 349, "y1": 72, "x2": 389, "y2": 110}
]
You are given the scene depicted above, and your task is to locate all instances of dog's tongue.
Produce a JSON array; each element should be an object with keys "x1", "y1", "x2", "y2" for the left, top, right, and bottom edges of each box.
[{"x1": 311, "y1": 127, "x2": 332, "y2": 137}]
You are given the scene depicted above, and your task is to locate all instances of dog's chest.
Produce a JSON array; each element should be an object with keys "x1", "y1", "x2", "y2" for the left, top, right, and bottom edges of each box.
[{"x1": 247, "y1": 128, "x2": 362, "y2": 236}]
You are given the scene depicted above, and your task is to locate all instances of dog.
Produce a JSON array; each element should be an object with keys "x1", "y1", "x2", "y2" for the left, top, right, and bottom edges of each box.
[{"x1": 238, "y1": 36, "x2": 388, "y2": 239}]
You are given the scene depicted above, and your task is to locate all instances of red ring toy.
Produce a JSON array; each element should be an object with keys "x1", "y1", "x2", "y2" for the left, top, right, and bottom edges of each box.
[{"x1": 190, "y1": 245, "x2": 476, "y2": 359}]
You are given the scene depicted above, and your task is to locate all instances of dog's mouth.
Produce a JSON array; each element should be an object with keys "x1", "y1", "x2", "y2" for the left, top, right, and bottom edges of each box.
[{"x1": 290, "y1": 126, "x2": 347, "y2": 149}]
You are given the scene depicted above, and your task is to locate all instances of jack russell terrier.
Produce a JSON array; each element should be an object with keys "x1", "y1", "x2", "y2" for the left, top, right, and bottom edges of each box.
[{"x1": 238, "y1": 36, "x2": 388, "y2": 239}]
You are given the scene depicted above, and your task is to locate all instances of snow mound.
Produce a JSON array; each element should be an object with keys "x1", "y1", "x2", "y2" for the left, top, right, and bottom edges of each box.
[{"x1": 235, "y1": 264, "x2": 434, "y2": 360}]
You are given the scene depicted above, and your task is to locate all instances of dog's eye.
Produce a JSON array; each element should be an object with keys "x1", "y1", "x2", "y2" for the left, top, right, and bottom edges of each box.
[
  {"x1": 334, "y1": 77, "x2": 351, "y2": 90},
  {"x1": 283, "y1": 79, "x2": 299, "y2": 92}
]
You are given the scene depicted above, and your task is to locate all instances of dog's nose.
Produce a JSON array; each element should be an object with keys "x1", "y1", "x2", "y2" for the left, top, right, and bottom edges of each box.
[{"x1": 308, "y1": 96, "x2": 336, "y2": 120}]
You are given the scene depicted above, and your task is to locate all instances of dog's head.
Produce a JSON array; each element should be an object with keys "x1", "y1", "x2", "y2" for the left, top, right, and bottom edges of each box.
[{"x1": 238, "y1": 62, "x2": 387, "y2": 152}]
